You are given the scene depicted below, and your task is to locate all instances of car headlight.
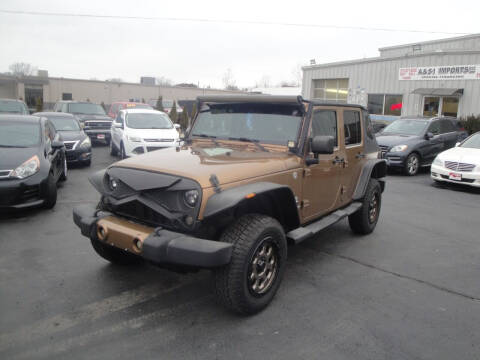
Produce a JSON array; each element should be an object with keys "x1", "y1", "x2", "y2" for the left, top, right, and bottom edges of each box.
[
  {"x1": 184, "y1": 189, "x2": 199, "y2": 207},
  {"x1": 79, "y1": 137, "x2": 91, "y2": 148},
  {"x1": 390, "y1": 144, "x2": 408, "y2": 152},
  {"x1": 433, "y1": 157, "x2": 443, "y2": 167},
  {"x1": 10, "y1": 155, "x2": 40, "y2": 179},
  {"x1": 127, "y1": 135, "x2": 142, "y2": 142}
]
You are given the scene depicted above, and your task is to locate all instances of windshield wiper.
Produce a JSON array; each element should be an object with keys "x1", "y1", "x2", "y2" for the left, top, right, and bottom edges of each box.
[
  {"x1": 191, "y1": 133, "x2": 220, "y2": 147},
  {"x1": 228, "y1": 137, "x2": 269, "y2": 152}
]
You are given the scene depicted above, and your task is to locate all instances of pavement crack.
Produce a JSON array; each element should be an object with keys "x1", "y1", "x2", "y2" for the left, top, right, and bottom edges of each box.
[{"x1": 317, "y1": 249, "x2": 480, "y2": 302}]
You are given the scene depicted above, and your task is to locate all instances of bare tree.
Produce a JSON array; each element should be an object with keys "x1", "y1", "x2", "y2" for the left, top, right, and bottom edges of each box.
[
  {"x1": 9, "y1": 62, "x2": 37, "y2": 76},
  {"x1": 255, "y1": 75, "x2": 271, "y2": 88},
  {"x1": 222, "y1": 68, "x2": 238, "y2": 90},
  {"x1": 156, "y1": 76, "x2": 173, "y2": 87}
]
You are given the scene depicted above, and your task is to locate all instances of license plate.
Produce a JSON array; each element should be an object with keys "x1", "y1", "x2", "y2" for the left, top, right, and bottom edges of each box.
[
  {"x1": 97, "y1": 134, "x2": 105, "y2": 139},
  {"x1": 449, "y1": 172, "x2": 462, "y2": 181}
]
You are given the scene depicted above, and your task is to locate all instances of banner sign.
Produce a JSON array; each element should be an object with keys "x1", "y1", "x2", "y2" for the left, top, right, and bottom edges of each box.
[{"x1": 399, "y1": 65, "x2": 480, "y2": 81}]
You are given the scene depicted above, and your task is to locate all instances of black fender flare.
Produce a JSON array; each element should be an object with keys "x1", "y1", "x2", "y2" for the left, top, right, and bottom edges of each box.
[
  {"x1": 203, "y1": 182, "x2": 300, "y2": 230},
  {"x1": 352, "y1": 159, "x2": 387, "y2": 200}
]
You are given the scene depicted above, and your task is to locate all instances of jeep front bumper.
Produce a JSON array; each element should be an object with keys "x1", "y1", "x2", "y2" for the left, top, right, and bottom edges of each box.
[{"x1": 73, "y1": 204, "x2": 232, "y2": 268}]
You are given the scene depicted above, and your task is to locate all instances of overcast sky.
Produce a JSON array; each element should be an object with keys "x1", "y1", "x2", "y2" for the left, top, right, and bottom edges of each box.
[{"x1": 0, "y1": 0, "x2": 478, "y2": 89}]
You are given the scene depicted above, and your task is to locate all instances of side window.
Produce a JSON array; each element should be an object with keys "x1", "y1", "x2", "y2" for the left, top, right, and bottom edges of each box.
[
  {"x1": 44, "y1": 123, "x2": 52, "y2": 144},
  {"x1": 343, "y1": 110, "x2": 362, "y2": 145},
  {"x1": 428, "y1": 121, "x2": 440, "y2": 135},
  {"x1": 115, "y1": 112, "x2": 123, "y2": 123},
  {"x1": 47, "y1": 121, "x2": 56, "y2": 140},
  {"x1": 440, "y1": 119, "x2": 455, "y2": 133},
  {"x1": 311, "y1": 110, "x2": 338, "y2": 147},
  {"x1": 363, "y1": 110, "x2": 375, "y2": 140}
]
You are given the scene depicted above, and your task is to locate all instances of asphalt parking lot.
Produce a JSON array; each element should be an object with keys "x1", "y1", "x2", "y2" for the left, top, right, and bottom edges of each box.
[{"x1": 1, "y1": 145, "x2": 479, "y2": 360}]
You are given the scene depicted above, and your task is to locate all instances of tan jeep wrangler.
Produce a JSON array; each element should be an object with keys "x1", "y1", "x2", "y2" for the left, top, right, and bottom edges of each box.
[{"x1": 73, "y1": 95, "x2": 386, "y2": 314}]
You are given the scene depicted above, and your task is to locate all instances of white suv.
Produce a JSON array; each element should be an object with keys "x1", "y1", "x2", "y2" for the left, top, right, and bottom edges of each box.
[{"x1": 110, "y1": 109, "x2": 180, "y2": 158}]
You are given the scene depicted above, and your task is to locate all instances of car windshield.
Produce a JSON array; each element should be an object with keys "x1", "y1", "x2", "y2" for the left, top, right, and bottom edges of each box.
[
  {"x1": 68, "y1": 103, "x2": 106, "y2": 115},
  {"x1": 460, "y1": 133, "x2": 480, "y2": 149},
  {"x1": 162, "y1": 100, "x2": 174, "y2": 108},
  {"x1": 191, "y1": 103, "x2": 302, "y2": 145},
  {"x1": 49, "y1": 117, "x2": 80, "y2": 131},
  {"x1": 126, "y1": 113, "x2": 173, "y2": 129},
  {"x1": 382, "y1": 119, "x2": 428, "y2": 136},
  {"x1": 124, "y1": 104, "x2": 152, "y2": 109},
  {"x1": 0, "y1": 100, "x2": 28, "y2": 114},
  {"x1": 0, "y1": 122, "x2": 40, "y2": 147}
]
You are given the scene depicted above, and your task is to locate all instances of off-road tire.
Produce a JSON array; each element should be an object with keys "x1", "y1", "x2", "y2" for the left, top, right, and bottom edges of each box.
[
  {"x1": 59, "y1": 157, "x2": 67, "y2": 182},
  {"x1": 90, "y1": 237, "x2": 142, "y2": 265},
  {"x1": 214, "y1": 214, "x2": 287, "y2": 315},
  {"x1": 404, "y1": 153, "x2": 420, "y2": 176},
  {"x1": 348, "y1": 178, "x2": 381, "y2": 235},
  {"x1": 109, "y1": 140, "x2": 118, "y2": 156},
  {"x1": 120, "y1": 143, "x2": 126, "y2": 159},
  {"x1": 43, "y1": 172, "x2": 57, "y2": 209}
]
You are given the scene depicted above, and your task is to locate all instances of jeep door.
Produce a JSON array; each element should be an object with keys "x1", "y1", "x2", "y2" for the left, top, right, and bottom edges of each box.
[
  {"x1": 302, "y1": 107, "x2": 343, "y2": 222},
  {"x1": 341, "y1": 109, "x2": 365, "y2": 202}
]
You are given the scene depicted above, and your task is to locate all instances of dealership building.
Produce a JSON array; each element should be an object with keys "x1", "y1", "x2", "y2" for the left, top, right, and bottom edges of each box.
[{"x1": 302, "y1": 34, "x2": 480, "y2": 119}]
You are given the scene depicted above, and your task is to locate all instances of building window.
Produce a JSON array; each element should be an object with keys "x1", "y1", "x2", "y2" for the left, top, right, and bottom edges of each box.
[
  {"x1": 62, "y1": 93, "x2": 73, "y2": 100},
  {"x1": 423, "y1": 96, "x2": 459, "y2": 117},
  {"x1": 343, "y1": 110, "x2": 361, "y2": 145},
  {"x1": 312, "y1": 79, "x2": 349, "y2": 102},
  {"x1": 367, "y1": 94, "x2": 403, "y2": 116}
]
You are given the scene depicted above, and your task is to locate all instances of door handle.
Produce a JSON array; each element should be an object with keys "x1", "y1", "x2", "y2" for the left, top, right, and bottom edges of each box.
[
  {"x1": 332, "y1": 156, "x2": 345, "y2": 165},
  {"x1": 355, "y1": 153, "x2": 366, "y2": 159}
]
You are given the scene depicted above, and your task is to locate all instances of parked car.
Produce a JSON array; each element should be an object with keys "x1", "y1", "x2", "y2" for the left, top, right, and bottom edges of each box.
[
  {"x1": 107, "y1": 101, "x2": 153, "y2": 119},
  {"x1": 431, "y1": 131, "x2": 480, "y2": 187},
  {"x1": 0, "y1": 115, "x2": 67, "y2": 210},
  {"x1": 376, "y1": 116, "x2": 468, "y2": 175},
  {"x1": 147, "y1": 99, "x2": 183, "y2": 115},
  {"x1": 0, "y1": 98, "x2": 29, "y2": 115},
  {"x1": 73, "y1": 95, "x2": 386, "y2": 314},
  {"x1": 34, "y1": 112, "x2": 92, "y2": 166},
  {"x1": 53, "y1": 101, "x2": 112, "y2": 144},
  {"x1": 110, "y1": 108, "x2": 180, "y2": 158}
]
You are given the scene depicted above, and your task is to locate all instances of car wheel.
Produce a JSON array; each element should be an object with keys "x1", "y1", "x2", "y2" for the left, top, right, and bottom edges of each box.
[
  {"x1": 214, "y1": 214, "x2": 287, "y2": 315},
  {"x1": 59, "y1": 157, "x2": 68, "y2": 182},
  {"x1": 348, "y1": 178, "x2": 381, "y2": 235},
  {"x1": 120, "y1": 143, "x2": 126, "y2": 159},
  {"x1": 404, "y1": 153, "x2": 420, "y2": 176},
  {"x1": 83, "y1": 159, "x2": 91, "y2": 167},
  {"x1": 109, "y1": 140, "x2": 118, "y2": 156},
  {"x1": 90, "y1": 237, "x2": 142, "y2": 265},
  {"x1": 43, "y1": 172, "x2": 57, "y2": 209},
  {"x1": 105, "y1": 138, "x2": 111, "y2": 146}
]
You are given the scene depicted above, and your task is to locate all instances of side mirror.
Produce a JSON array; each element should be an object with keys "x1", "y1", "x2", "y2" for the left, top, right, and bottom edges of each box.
[
  {"x1": 51, "y1": 140, "x2": 64, "y2": 149},
  {"x1": 455, "y1": 142, "x2": 460, "y2": 147},
  {"x1": 174, "y1": 123, "x2": 181, "y2": 130},
  {"x1": 311, "y1": 135, "x2": 334, "y2": 155},
  {"x1": 425, "y1": 132, "x2": 434, "y2": 140},
  {"x1": 113, "y1": 122, "x2": 123, "y2": 129},
  {"x1": 80, "y1": 123, "x2": 85, "y2": 129}
]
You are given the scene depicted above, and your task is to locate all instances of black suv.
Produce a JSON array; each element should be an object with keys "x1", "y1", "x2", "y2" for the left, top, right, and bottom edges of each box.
[
  {"x1": 53, "y1": 101, "x2": 112, "y2": 144},
  {"x1": 376, "y1": 116, "x2": 468, "y2": 175}
]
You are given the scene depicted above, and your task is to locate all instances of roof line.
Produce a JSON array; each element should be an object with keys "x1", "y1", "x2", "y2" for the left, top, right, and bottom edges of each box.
[{"x1": 378, "y1": 33, "x2": 480, "y2": 51}]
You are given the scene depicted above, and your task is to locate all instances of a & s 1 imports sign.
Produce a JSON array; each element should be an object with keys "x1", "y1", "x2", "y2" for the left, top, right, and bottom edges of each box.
[{"x1": 399, "y1": 64, "x2": 480, "y2": 81}]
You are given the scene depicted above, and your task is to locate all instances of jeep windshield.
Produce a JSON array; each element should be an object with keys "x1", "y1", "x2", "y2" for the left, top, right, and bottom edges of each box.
[
  {"x1": 381, "y1": 119, "x2": 428, "y2": 136},
  {"x1": 68, "y1": 103, "x2": 106, "y2": 115},
  {"x1": 191, "y1": 103, "x2": 302, "y2": 145}
]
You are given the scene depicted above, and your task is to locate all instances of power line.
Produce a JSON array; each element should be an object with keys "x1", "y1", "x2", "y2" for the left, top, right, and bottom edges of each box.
[{"x1": 0, "y1": 9, "x2": 471, "y2": 35}]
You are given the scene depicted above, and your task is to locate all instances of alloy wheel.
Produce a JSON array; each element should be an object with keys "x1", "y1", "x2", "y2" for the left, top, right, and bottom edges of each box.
[
  {"x1": 407, "y1": 155, "x2": 419, "y2": 175},
  {"x1": 368, "y1": 192, "x2": 379, "y2": 224},
  {"x1": 248, "y1": 237, "x2": 278, "y2": 296}
]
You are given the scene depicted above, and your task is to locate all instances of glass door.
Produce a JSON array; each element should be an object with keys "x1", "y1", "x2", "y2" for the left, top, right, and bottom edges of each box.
[{"x1": 423, "y1": 97, "x2": 440, "y2": 116}]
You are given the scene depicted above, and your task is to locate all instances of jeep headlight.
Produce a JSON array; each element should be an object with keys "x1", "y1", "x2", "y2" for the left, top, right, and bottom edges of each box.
[
  {"x1": 79, "y1": 136, "x2": 91, "y2": 148},
  {"x1": 390, "y1": 144, "x2": 408, "y2": 152},
  {"x1": 127, "y1": 135, "x2": 142, "y2": 142},
  {"x1": 433, "y1": 157, "x2": 443, "y2": 167},
  {"x1": 184, "y1": 189, "x2": 199, "y2": 207},
  {"x1": 10, "y1": 155, "x2": 40, "y2": 179}
]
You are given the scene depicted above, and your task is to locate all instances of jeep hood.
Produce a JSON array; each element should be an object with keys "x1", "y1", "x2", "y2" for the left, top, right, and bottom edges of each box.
[{"x1": 112, "y1": 142, "x2": 301, "y2": 188}]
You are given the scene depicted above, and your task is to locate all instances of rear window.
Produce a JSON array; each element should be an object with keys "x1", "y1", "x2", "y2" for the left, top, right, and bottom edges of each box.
[
  {"x1": 68, "y1": 103, "x2": 106, "y2": 115},
  {"x1": 0, "y1": 100, "x2": 28, "y2": 115}
]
